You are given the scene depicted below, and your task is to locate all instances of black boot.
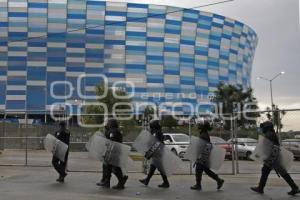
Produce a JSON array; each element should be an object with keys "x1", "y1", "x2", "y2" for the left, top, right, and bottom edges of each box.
[
  {"x1": 96, "y1": 180, "x2": 105, "y2": 186},
  {"x1": 140, "y1": 165, "x2": 155, "y2": 186},
  {"x1": 158, "y1": 175, "x2": 169, "y2": 188},
  {"x1": 217, "y1": 179, "x2": 224, "y2": 190},
  {"x1": 56, "y1": 176, "x2": 64, "y2": 183},
  {"x1": 98, "y1": 163, "x2": 108, "y2": 186},
  {"x1": 102, "y1": 181, "x2": 110, "y2": 188},
  {"x1": 101, "y1": 174, "x2": 110, "y2": 188},
  {"x1": 112, "y1": 175, "x2": 128, "y2": 190},
  {"x1": 203, "y1": 166, "x2": 224, "y2": 190},
  {"x1": 122, "y1": 175, "x2": 128, "y2": 186},
  {"x1": 288, "y1": 188, "x2": 300, "y2": 196},
  {"x1": 251, "y1": 166, "x2": 270, "y2": 194},
  {"x1": 112, "y1": 176, "x2": 127, "y2": 190},
  {"x1": 250, "y1": 187, "x2": 264, "y2": 194},
  {"x1": 56, "y1": 173, "x2": 67, "y2": 183},
  {"x1": 250, "y1": 176, "x2": 266, "y2": 194},
  {"x1": 190, "y1": 184, "x2": 201, "y2": 190},
  {"x1": 139, "y1": 178, "x2": 150, "y2": 186},
  {"x1": 112, "y1": 183, "x2": 123, "y2": 189},
  {"x1": 96, "y1": 175, "x2": 106, "y2": 186},
  {"x1": 112, "y1": 167, "x2": 128, "y2": 190},
  {"x1": 190, "y1": 174, "x2": 201, "y2": 190},
  {"x1": 281, "y1": 173, "x2": 300, "y2": 196}
]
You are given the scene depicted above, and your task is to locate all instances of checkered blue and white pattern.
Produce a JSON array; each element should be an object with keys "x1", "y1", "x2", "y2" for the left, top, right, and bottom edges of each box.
[{"x1": 0, "y1": 1, "x2": 258, "y2": 114}]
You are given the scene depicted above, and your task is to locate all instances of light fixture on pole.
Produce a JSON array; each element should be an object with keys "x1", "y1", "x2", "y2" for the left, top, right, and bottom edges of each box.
[
  {"x1": 257, "y1": 71, "x2": 285, "y2": 136},
  {"x1": 257, "y1": 71, "x2": 285, "y2": 110}
]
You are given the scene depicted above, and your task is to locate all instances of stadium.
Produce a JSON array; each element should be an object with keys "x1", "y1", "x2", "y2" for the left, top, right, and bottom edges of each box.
[{"x1": 0, "y1": 0, "x2": 258, "y2": 118}]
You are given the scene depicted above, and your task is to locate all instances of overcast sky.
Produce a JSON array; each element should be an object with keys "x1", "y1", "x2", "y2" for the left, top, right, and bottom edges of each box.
[
  {"x1": 198, "y1": 0, "x2": 300, "y2": 131},
  {"x1": 109, "y1": 0, "x2": 300, "y2": 130}
]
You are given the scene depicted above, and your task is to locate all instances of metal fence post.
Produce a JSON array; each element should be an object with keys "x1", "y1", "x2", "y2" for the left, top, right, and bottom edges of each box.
[
  {"x1": 234, "y1": 118, "x2": 239, "y2": 174},
  {"x1": 0, "y1": 112, "x2": 5, "y2": 152},
  {"x1": 230, "y1": 115, "x2": 236, "y2": 175},
  {"x1": 25, "y1": 113, "x2": 28, "y2": 166},
  {"x1": 278, "y1": 110, "x2": 282, "y2": 142},
  {"x1": 189, "y1": 118, "x2": 193, "y2": 175}
]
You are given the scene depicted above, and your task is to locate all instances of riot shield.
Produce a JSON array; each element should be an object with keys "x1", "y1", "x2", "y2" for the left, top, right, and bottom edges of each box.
[
  {"x1": 86, "y1": 133, "x2": 107, "y2": 160},
  {"x1": 209, "y1": 145, "x2": 226, "y2": 170},
  {"x1": 133, "y1": 130, "x2": 182, "y2": 176},
  {"x1": 185, "y1": 136, "x2": 225, "y2": 171},
  {"x1": 86, "y1": 133, "x2": 131, "y2": 174},
  {"x1": 250, "y1": 135, "x2": 273, "y2": 162},
  {"x1": 44, "y1": 134, "x2": 68, "y2": 162},
  {"x1": 184, "y1": 136, "x2": 208, "y2": 162},
  {"x1": 279, "y1": 147, "x2": 294, "y2": 171},
  {"x1": 250, "y1": 135, "x2": 294, "y2": 171}
]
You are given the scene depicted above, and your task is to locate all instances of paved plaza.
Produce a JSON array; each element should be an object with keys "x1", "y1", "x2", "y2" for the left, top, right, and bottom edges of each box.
[
  {"x1": 0, "y1": 166, "x2": 300, "y2": 200},
  {"x1": 1, "y1": 150, "x2": 300, "y2": 200}
]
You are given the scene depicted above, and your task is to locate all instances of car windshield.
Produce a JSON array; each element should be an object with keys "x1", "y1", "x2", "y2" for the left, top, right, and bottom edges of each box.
[
  {"x1": 246, "y1": 142, "x2": 257, "y2": 146},
  {"x1": 228, "y1": 138, "x2": 257, "y2": 146},
  {"x1": 242, "y1": 139, "x2": 257, "y2": 146},
  {"x1": 172, "y1": 134, "x2": 189, "y2": 142},
  {"x1": 211, "y1": 137, "x2": 226, "y2": 144}
]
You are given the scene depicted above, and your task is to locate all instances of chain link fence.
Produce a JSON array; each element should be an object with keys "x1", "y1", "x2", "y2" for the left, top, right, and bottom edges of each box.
[{"x1": 6, "y1": 109, "x2": 300, "y2": 175}]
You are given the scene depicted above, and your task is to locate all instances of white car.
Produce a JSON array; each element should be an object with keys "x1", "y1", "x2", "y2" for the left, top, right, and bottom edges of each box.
[
  {"x1": 227, "y1": 138, "x2": 257, "y2": 160},
  {"x1": 163, "y1": 133, "x2": 190, "y2": 158}
]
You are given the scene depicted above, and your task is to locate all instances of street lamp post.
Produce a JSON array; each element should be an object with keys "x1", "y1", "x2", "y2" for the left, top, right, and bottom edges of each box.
[
  {"x1": 257, "y1": 71, "x2": 285, "y2": 134},
  {"x1": 257, "y1": 71, "x2": 285, "y2": 111}
]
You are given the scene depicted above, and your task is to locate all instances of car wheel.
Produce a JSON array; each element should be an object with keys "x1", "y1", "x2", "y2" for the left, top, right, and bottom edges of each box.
[
  {"x1": 246, "y1": 151, "x2": 252, "y2": 160},
  {"x1": 171, "y1": 149, "x2": 177, "y2": 156}
]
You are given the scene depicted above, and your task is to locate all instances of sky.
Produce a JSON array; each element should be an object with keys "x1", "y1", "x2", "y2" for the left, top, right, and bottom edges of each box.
[
  {"x1": 197, "y1": 0, "x2": 300, "y2": 131},
  {"x1": 107, "y1": 0, "x2": 300, "y2": 131}
]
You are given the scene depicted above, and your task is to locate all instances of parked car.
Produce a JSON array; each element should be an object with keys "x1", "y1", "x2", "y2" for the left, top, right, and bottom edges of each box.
[
  {"x1": 163, "y1": 133, "x2": 190, "y2": 158},
  {"x1": 282, "y1": 139, "x2": 300, "y2": 160},
  {"x1": 227, "y1": 138, "x2": 257, "y2": 160},
  {"x1": 210, "y1": 136, "x2": 232, "y2": 159}
]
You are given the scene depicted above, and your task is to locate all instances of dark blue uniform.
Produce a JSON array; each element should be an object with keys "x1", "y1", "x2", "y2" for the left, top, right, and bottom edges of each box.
[
  {"x1": 101, "y1": 119, "x2": 128, "y2": 189},
  {"x1": 251, "y1": 121, "x2": 299, "y2": 195},
  {"x1": 191, "y1": 124, "x2": 224, "y2": 190},
  {"x1": 52, "y1": 127, "x2": 70, "y2": 182},
  {"x1": 139, "y1": 120, "x2": 170, "y2": 188}
]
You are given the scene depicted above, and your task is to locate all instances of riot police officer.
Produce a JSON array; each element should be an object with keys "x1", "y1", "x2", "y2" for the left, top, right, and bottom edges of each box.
[
  {"x1": 52, "y1": 121, "x2": 70, "y2": 183},
  {"x1": 101, "y1": 118, "x2": 128, "y2": 189},
  {"x1": 190, "y1": 120, "x2": 224, "y2": 190},
  {"x1": 139, "y1": 119, "x2": 170, "y2": 188},
  {"x1": 251, "y1": 121, "x2": 299, "y2": 195},
  {"x1": 96, "y1": 122, "x2": 109, "y2": 186}
]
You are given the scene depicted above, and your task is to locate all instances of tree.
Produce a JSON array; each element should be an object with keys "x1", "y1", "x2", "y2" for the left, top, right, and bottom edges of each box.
[
  {"x1": 213, "y1": 82, "x2": 260, "y2": 130},
  {"x1": 94, "y1": 84, "x2": 131, "y2": 113},
  {"x1": 161, "y1": 115, "x2": 178, "y2": 129},
  {"x1": 266, "y1": 105, "x2": 286, "y2": 132},
  {"x1": 81, "y1": 83, "x2": 134, "y2": 135}
]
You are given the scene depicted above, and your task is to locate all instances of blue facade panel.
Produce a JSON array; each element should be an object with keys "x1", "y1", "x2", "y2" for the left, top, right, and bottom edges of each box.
[{"x1": 0, "y1": 1, "x2": 258, "y2": 114}]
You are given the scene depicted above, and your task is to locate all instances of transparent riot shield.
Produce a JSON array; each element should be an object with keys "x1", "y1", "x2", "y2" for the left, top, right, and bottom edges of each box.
[
  {"x1": 279, "y1": 147, "x2": 294, "y2": 171},
  {"x1": 251, "y1": 135, "x2": 294, "y2": 171},
  {"x1": 209, "y1": 145, "x2": 226, "y2": 171},
  {"x1": 133, "y1": 130, "x2": 182, "y2": 176},
  {"x1": 86, "y1": 133, "x2": 131, "y2": 174},
  {"x1": 44, "y1": 134, "x2": 68, "y2": 162},
  {"x1": 184, "y1": 136, "x2": 208, "y2": 162},
  {"x1": 185, "y1": 136, "x2": 225, "y2": 171},
  {"x1": 250, "y1": 135, "x2": 273, "y2": 162}
]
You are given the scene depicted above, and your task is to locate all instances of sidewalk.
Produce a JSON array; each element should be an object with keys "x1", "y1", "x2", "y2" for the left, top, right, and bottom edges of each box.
[{"x1": 0, "y1": 166, "x2": 299, "y2": 200}]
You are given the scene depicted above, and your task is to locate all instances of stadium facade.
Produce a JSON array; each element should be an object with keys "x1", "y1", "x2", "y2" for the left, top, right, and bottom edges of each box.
[{"x1": 0, "y1": 0, "x2": 258, "y2": 115}]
